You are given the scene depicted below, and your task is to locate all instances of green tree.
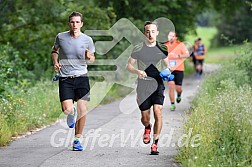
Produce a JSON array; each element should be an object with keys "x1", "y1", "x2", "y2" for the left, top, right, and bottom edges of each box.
[
  {"x1": 0, "y1": 43, "x2": 33, "y2": 96},
  {"x1": 97, "y1": 0, "x2": 199, "y2": 39},
  {"x1": 0, "y1": 0, "x2": 116, "y2": 79},
  {"x1": 215, "y1": 2, "x2": 252, "y2": 45},
  {"x1": 97, "y1": 0, "x2": 249, "y2": 43}
]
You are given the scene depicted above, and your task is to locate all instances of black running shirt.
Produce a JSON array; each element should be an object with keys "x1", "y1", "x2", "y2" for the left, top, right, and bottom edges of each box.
[{"x1": 131, "y1": 42, "x2": 168, "y2": 80}]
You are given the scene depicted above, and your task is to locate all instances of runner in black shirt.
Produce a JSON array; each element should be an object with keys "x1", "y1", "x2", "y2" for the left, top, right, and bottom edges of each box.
[{"x1": 127, "y1": 21, "x2": 169, "y2": 155}]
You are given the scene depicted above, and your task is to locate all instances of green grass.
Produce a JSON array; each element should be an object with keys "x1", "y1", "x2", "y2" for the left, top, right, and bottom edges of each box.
[
  {"x1": 184, "y1": 59, "x2": 195, "y2": 76},
  {"x1": 185, "y1": 27, "x2": 241, "y2": 65},
  {"x1": 0, "y1": 81, "x2": 61, "y2": 146},
  {"x1": 205, "y1": 45, "x2": 240, "y2": 64},
  {"x1": 177, "y1": 84, "x2": 252, "y2": 166},
  {"x1": 0, "y1": 78, "x2": 134, "y2": 146},
  {"x1": 185, "y1": 27, "x2": 218, "y2": 49},
  {"x1": 176, "y1": 43, "x2": 252, "y2": 166}
]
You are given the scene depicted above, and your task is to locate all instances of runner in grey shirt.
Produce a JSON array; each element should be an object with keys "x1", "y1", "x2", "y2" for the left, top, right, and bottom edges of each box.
[
  {"x1": 54, "y1": 31, "x2": 95, "y2": 77},
  {"x1": 51, "y1": 11, "x2": 95, "y2": 151}
]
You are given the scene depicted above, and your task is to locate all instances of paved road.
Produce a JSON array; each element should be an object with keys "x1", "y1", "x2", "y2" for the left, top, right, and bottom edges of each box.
[{"x1": 0, "y1": 65, "x2": 217, "y2": 167}]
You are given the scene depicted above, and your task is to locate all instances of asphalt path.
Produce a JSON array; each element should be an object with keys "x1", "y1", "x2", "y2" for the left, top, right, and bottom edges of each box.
[{"x1": 0, "y1": 64, "x2": 218, "y2": 167}]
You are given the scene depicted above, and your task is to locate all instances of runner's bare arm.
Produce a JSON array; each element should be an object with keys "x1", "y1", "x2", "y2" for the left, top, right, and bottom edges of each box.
[
  {"x1": 51, "y1": 46, "x2": 61, "y2": 72},
  {"x1": 163, "y1": 57, "x2": 171, "y2": 70},
  {"x1": 127, "y1": 57, "x2": 147, "y2": 78},
  {"x1": 178, "y1": 43, "x2": 190, "y2": 58}
]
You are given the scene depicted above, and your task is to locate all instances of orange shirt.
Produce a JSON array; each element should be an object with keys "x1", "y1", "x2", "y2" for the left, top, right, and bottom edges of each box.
[
  {"x1": 194, "y1": 44, "x2": 206, "y2": 60},
  {"x1": 165, "y1": 40, "x2": 188, "y2": 71}
]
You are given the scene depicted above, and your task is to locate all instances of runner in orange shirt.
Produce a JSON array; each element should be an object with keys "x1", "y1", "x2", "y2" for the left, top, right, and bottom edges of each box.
[{"x1": 164, "y1": 31, "x2": 189, "y2": 111}]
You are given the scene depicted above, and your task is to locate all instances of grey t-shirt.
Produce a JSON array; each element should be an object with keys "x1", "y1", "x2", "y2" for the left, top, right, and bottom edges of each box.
[{"x1": 53, "y1": 31, "x2": 95, "y2": 77}]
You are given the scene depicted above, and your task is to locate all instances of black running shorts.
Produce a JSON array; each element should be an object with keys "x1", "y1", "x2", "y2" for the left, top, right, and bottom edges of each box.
[
  {"x1": 136, "y1": 79, "x2": 165, "y2": 111},
  {"x1": 196, "y1": 59, "x2": 204, "y2": 66},
  {"x1": 170, "y1": 71, "x2": 184, "y2": 86},
  {"x1": 59, "y1": 76, "x2": 90, "y2": 102}
]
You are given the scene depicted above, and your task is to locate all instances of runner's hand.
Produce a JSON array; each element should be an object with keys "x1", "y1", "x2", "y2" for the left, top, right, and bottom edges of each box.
[
  {"x1": 85, "y1": 49, "x2": 95, "y2": 63},
  {"x1": 137, "y1": 70, "x2": 147, "y2": 79},
  {"x1": 54, "y1": 63, "x2": 61, "y2": 72},
  {"x1": 170, "y1": 52, "x2": 181, "y2": 58}
]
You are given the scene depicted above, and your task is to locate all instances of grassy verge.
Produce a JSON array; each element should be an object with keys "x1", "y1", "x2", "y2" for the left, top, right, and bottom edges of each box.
[
  {"x1": 176, "y1": 44, "x2": 252, "y2": 166},
  {"x1": 205, "y1": 45, "x2": 241, "y2": 64},
  {"x1": 0, "y1": 79, "x2": 133, "y2": 146},
  {"x1": 0, "y1": 81, "x2": 61, "y2": 146}
]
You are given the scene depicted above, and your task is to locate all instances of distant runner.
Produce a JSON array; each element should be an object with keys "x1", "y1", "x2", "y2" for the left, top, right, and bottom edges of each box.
[
  {"x1": 194, "y1": 37, "x2": 207, "y2": 79},
  {"x1": 164, "y1": 31, "x2": 190, "y2": 111}
]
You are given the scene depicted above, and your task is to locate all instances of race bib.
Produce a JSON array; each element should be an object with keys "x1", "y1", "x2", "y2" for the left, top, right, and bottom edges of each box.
[{"x1": 169, "y1": 60, "x2": 177, "y2": 67}]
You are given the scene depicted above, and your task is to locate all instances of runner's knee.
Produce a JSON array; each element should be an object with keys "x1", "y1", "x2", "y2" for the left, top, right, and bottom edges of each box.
[
  {"x1": 61, "y1": 105, "x2": 74, "y2": 115},
  {"x1": 168, "y1": 82, "x2": 175, "y2": 89},
  {"x1": 153, "y1": 107, "x2": 162, "y2": 120},
  {"x1": 176, "y1": 86, "x2": 182, "y2": 93}
]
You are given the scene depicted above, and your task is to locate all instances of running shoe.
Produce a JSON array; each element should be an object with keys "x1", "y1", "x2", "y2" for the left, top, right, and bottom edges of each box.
[
  {"x1": 196, "y1": 74, "x2": 202, "y2": 79},
  {"x1": 67, "y1": 106, "x2": 76, "y2": 128},
  {"x1": 73, "y1": 139, "x2": 83, "y2": 151},
  {"x1": 170, "y1": 104, "x2": 176, "y2": 111},
  {"x1": 176, "y1": 96, "x2": 181, "y2": 103},
  {"x1": 150, "y1": 143, "x2": 159, "y2": 155},
  {"x1": 143, "y1": 123, "x2": 152, "y2": 144}
]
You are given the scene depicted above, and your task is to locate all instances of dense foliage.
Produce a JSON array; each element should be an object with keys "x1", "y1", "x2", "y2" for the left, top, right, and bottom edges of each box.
[
  {"x1": 216, "y1": 2, "x2": 252, "y2": 45},
  {"x1": 0, "y1": 0, "x2": 115, "y2": 71}
]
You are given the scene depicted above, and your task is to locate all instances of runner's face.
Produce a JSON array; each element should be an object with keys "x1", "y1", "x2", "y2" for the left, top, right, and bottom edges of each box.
[
  {"x1": 168, "y1": 32, "x2": 176, "y2": 42},
  {"x1": 144, "y1": 24, "x2": 159, "y2": 43},
  {"x1": 68, "y1": 16, "x2": 83, "y2": 33}
]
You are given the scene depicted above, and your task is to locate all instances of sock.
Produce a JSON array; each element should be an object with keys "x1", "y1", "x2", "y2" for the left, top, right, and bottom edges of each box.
[
  {"x1": 74, "y1": 137, "x2": 80, "y2": 141},
  {"x1": 154, "y1": 139, "x2": 159, "y2": 145},
  {"x1": 177, "y1": 94, "x2": 181, "y2": 98},
  {"x1": 146, "y1": 124, "x2": 151, "y2": 129},
  {"x1": 171, "y1": 102, "x2": 175, "y2": 105}
]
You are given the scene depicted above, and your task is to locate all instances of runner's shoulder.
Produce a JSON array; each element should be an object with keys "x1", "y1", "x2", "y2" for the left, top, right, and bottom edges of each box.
[
  {"x1": 157, "y1": 42, "x2": 168, "y2": 53},
  {"x1": 132, "y1": 42, "x2": 144, "y2": 53}
]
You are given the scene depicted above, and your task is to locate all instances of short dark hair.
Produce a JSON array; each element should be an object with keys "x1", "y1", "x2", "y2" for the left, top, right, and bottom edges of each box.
[
  {"x1": 144, "y1": 21, "x2": 158, "y2": 31},
  {"x1": 69, "y1": 11, "x2": 83, "y2": 22}
]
